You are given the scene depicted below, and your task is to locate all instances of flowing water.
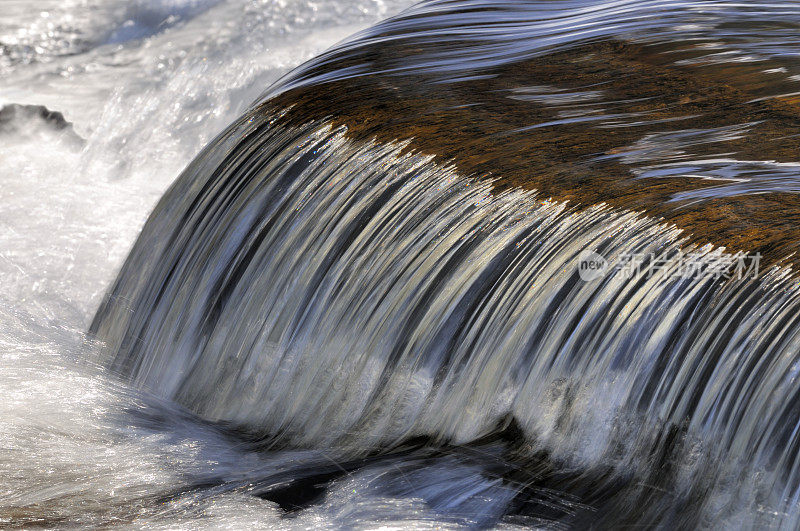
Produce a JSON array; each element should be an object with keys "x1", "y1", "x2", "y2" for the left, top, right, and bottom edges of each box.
[{"x1": 5, "y1": 0, "x2": 800, "y2": 528}]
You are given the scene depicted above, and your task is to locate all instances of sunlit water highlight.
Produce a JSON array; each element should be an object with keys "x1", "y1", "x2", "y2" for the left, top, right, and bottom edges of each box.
[{"x1": 6, "y1": 0, "x2": 800, "y2": 528}]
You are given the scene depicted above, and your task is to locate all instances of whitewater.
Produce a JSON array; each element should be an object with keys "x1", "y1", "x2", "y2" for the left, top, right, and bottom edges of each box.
[
  {"x1": 7, "y1": 0, "x2": 800, "y2": 528},
  {"x1": 0, "y1": 0, "x2": 419, "y2": 528}
]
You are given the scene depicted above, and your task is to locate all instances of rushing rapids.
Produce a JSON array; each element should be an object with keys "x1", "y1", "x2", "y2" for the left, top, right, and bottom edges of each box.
[{"x1": 85, "y1": 0, "x2": 800, "y2": 527}]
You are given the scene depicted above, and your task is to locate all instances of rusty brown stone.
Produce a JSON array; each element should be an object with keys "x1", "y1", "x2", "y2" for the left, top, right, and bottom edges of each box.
[{"x1": 264, "y1": 39, "x2": 800, "y2": 267}]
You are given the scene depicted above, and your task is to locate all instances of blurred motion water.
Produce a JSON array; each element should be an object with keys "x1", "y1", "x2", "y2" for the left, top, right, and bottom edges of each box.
[
  {"x1": 0, "y1": 0, "x2": 415, "y2": 528},
  {"x1": 7, "y1": 0, "x2": 800, "y2": 528}
]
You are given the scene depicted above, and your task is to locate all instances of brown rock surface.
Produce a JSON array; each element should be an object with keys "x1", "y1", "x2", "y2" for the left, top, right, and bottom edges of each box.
[{"x1": 265, "y1": 39, "x2": 800, "y2": 267}]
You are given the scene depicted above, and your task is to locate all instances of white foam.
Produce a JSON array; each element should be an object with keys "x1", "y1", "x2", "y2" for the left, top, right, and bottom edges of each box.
[{"x1": 0, "y1": 0, "x2": 413, "y2": 527}]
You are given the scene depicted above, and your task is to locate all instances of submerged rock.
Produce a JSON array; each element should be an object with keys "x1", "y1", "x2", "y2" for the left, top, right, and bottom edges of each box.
[{"x1": 0, "y1": 104, "x2": 84, "y2": 148}]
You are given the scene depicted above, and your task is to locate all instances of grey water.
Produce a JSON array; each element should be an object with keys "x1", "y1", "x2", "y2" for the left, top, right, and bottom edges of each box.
[{"x1": 6, "y1": 0, "x2": 800, "y2": 528}]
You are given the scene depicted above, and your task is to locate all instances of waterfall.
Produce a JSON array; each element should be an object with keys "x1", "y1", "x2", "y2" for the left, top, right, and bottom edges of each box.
[
  {"x1": 91, "y1": 110, "x2": 800, "y2": 526},
  {"x1": 88, "y1": 0, "x2": 800, "y2": 526}
]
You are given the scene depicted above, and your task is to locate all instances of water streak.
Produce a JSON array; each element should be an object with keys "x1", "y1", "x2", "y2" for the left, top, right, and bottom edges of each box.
[{"x1": 93, "y1": 109, "x2": 800, "y2": 526}]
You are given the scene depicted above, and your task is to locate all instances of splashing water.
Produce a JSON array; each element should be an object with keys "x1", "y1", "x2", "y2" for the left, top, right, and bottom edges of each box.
[
  {"x1": 90, "y1": 109, "x2": 800, "y2": 527},
  {"x1": 8, "y1": 0, "x2": 800, "y2": 528}
]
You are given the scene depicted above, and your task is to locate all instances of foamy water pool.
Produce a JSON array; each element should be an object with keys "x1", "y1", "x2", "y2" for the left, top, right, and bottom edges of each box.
[{"x1": 0, "y1": 1, "x2": 419, "y2": 527}]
